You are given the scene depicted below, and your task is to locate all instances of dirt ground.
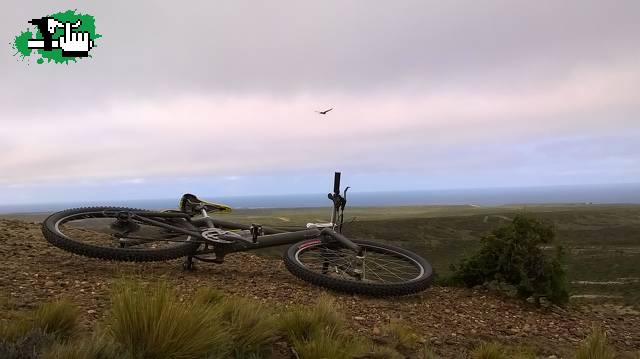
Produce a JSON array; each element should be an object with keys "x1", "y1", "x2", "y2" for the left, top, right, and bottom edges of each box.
[{"x1": 1, "y1": 218, "x2": 639, "y2": 358}]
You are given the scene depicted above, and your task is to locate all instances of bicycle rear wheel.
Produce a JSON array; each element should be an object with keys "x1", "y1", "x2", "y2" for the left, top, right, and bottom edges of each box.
[
  {"x1": 284, "y1": 239, "x2": 433, "y2": 296},
  {"x1": 41, "y1": 207, "x2": 200, "y2": 262}
]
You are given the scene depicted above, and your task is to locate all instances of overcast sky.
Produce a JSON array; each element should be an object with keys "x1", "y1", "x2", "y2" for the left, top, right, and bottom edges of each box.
[{"x1": 1, "y1": 0, "x2": 639, "y2": 204}]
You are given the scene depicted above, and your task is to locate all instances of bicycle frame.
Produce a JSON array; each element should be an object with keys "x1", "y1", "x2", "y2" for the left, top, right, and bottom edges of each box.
[{"x1": 120, "y1": 172, "x2": 362, "y2": 259}]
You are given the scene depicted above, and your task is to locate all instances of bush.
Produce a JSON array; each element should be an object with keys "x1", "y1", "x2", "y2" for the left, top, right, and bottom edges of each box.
[
  {"x1": 450, "y1": 214, "x2": 569, "y2": 305},
  {"x1": 471, "y1": 341, "x2": 507, "y2": 359},
  {"x1": 107, "y1": 281, "x2": 230, "y2": 358},
  {"x1": 573, "y1": 327, "x2": 616, "y2": 359}
]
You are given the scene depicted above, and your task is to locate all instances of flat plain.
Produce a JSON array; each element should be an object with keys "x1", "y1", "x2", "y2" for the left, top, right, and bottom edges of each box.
[{"x1": 5, "y1": 203, "x2": 638, "y2": 309}]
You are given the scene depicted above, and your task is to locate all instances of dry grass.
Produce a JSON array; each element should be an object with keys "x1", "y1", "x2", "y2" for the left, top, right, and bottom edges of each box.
[
  {"x1": 210, "y1": 295, "x2": 279, "y2": 358},
  {"x1": 281, "y1": 294, "x2": 374, "y2": 359},
  {"x1": 291, "y1": 327, "x2": 369, "y2": 359},
  {"x1": 280, "y1": 293, "x2": 344, "y2": 342},
  {"x1": 365, "y1": 344, "x2": 405, "y2": 359},
  {"x1": 380, "y1": 319, "x2": 422, "y2": 351},
  {"x1": 419, "y1": 343, "x2": 439, "y2": 359},
  {"x1": 0, "y1": 299, "x2": 79, "y2": 342},
  {"x1": 31, "y1": 299, "x2": 80, "y2": 340},
  {"x1": 0, "y1": 329, "x2": 54, "y2": 359},
  {"x1": 194, "y1": 287, "x2": 226, "y2": 305},
  {"x1": 573, "y1": 327, "x2": 616, "y2": 359},
  {"x1": 471, "y1": 342, "x2": 507, "y2": 359},
  {"x1": 42, "y1": 330, "x2": 120, "y2": 359},
  {"x1": 107, "y1": 281, "x2": 230, "y2": 358}
]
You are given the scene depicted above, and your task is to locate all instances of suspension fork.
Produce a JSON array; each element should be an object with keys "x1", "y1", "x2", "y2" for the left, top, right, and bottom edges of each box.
[{"x1": 320, "y1": 228, "x2": 365, "y2": 280}]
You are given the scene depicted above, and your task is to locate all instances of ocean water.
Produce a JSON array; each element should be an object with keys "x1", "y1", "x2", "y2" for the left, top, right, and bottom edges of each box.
[{"x1": 1, "y1": 183, "x2": 639, "y2": 214}]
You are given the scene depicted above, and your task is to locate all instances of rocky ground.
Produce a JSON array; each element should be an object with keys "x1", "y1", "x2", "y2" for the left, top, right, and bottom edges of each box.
[{"x1": 1, "y1": 218, "x2": 639, "y2": 358}]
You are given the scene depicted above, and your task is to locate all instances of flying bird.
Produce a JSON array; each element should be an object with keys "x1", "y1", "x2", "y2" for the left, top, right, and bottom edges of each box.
[{"x1": 316, "y1": 108, "x2": 333, "y2": 115}]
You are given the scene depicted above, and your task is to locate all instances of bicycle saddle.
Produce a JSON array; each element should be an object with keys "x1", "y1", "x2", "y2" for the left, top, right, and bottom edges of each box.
[{"x1": 179, "y1": 193, "x2": 233, "y2": 214}]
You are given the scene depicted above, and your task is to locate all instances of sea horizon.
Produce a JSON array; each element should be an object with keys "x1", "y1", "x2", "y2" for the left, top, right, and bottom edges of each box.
[{"x1": 1, "y1": 182, "x2": 639, "y2": 214}]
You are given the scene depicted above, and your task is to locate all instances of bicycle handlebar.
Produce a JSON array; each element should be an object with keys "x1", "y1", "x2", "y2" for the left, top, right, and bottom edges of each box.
[{"x1": 333, "y1": 172, "x2": 341, "y2": 194}]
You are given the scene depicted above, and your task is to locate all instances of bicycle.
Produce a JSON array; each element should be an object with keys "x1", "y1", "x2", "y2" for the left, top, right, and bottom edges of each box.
[{"x1": 41, "y1": 172, "x2": 434, "y2": 296}]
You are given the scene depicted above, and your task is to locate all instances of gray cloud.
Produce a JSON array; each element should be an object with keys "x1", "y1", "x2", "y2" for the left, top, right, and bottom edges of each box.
[
  {"x1": 3, "y1": 1, "x2": 639, "y2": 104},
  {"x1": 1, "y1": 0, "x2": 639, "y2": 202}
]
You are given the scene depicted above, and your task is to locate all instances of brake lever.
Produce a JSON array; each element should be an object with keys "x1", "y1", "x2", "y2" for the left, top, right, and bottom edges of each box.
[{"x1": 341, "y1": 187, "x2": 350, "y2": 210}]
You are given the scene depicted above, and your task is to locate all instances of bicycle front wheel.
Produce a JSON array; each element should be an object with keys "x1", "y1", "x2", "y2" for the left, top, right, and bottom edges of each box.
[
  {"x1": 284, "y1": 239, "x2": 434, "y2": 296},
  {"x1": 42, "y1": 207, "x2": 200, "y2": 262}
]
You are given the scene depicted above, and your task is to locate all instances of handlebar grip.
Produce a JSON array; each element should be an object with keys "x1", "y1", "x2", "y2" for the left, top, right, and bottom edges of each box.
[{"x1": 333, "y1": 172, "x2": 341, "y2": 194}]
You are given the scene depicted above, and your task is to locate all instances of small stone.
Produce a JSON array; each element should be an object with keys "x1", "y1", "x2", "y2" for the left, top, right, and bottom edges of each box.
[
  {"x1": 372, "y1": 327, "x2": 381, "y2": 335},
  {"x1": 44, "y1": 281, "x2": 55, "y2": 287},
  {"x1": 87, "y1": 310, "x2": 96, "y2": 314},
  {"x1": 354, "y1": 316, "x2": 365, "y2": 321}
]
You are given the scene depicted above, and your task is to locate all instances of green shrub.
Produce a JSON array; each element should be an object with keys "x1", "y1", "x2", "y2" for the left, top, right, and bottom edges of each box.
[
  {"x1": 573, "y1": 327, "x2": 616, "y2": 359},
  {"x1": 450, "y1": 214, "x2": 569, "y2": 305},
  {"x1": 107, "y1": 281, "x2": 230, "y2": 358}
]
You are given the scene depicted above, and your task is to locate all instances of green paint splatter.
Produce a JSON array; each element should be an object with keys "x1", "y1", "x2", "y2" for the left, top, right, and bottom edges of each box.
[
  {"x1": 12, "y1": 9, "x2": 101, "y2": 64},
  {"x1": 12, "y1": 30, "x2": 32, "y2": 58}
]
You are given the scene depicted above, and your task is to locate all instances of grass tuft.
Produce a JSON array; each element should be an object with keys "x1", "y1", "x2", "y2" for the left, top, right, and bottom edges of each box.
[
  {"x1": 573, "y1": 327, "x2": 616, "y2": 359},
  {"x1": 291, "y1": 327, "x2": 369, "y2": 359},
  {"x1": 380, "y1": 319, "x2": 422, "y2": 351},
  {"x1": 419, "y1": 343, "x2": 438, "y2": 359},
  {"x1": 42, "y1": 330, "x2": 121, "y2": 359},
  {"x1": 1, "y1": 299, "x2": 79, "y2": 342},
  {"x1": 31, "y1": 299, "x2": 79, "y2": 340},
  {"x1": 281, "y1": 294, "x2": 374, "y2": 359},
  {"x1": 107, "y1": 281, "x2": 230, "y2": 358},
  {"x1": 0, "y1": 329, "x2": 54, "y2": 359},
  {"x1": 471, "y1": 341, "x2": 507, "y2": 359},
  {"x1": 281, "y1": 293, "x2": 343, "y2": 342},
  {"x1": 194, "y1": 287, "x2": 226, "y2": 305},
  {"x1": 364, "y1": 344, "x2": 405, "y2": 359},
  {"x1": 213, "y1": 295, "x2": 279, "y2": 358}
]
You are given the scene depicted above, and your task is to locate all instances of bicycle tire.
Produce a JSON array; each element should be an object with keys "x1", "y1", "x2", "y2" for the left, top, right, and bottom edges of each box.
[
  {"x1": 284, "y1": 239, "x2": 434, "y2": 296},
  {"x1": 41, "y1": 207, "x2": 200, "y2": 262}
]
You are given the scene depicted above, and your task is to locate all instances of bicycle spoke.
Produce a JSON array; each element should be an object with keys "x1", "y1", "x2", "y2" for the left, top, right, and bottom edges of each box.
[{"x1": 296, "y1": 243, "x2": 422, "y2": 284}]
